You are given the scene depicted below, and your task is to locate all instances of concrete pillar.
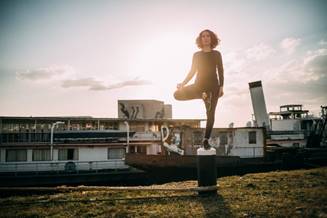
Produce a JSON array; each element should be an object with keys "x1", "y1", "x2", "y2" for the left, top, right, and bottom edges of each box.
[{"x1": 197, "y1": 148, "x2": 217, "y2": 196}]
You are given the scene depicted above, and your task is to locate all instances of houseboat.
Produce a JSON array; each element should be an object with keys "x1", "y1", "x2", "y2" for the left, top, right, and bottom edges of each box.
[
  {"x1": 0, "y1": 100, "x2": 204, "y2": 186},
  {"x1": 249, "y1": 81, "x2": 327, "y2": 147},
  {"x1": 0, "y1": 98, "x2": 271, "y2": 185}
]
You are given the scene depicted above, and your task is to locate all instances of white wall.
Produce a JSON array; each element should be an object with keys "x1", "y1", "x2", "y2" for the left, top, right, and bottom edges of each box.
[
  {"x1": 232, "y1": 128, "x2": 264, "y2": 158},
  {"x1": 78, "y1": 147, "x2": 108, "y2": 161},
  {"x1": 271, "y1": 119, "x2": 301, "y2": 131},
  {"x1": 233, "y1": 129, "x2": 264, "y2": 148},
  {"x1": 229, "y1": 146, "x2": 264, "y2": 158},
  {"x1": 210, "y1": 128, "x2": 264, "y2": 158}
]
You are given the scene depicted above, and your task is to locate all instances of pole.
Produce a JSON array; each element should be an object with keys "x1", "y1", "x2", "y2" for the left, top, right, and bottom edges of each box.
[
  {"x1": 50, "y1": 121, "x2": 65, "y2": 161},
  {"x1": 124, "y1": 121, "x2": 129, "y2": 154}
]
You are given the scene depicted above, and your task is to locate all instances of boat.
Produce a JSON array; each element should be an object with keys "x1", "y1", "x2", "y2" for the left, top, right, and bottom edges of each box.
[{"x1": 0, "y1": 93, "x2": 326, "y2": 186}]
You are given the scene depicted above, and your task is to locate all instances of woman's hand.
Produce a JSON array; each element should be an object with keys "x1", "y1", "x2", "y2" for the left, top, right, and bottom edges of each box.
[{"x1": 218, "y1": 86, "x2": 224, "y2": 97}]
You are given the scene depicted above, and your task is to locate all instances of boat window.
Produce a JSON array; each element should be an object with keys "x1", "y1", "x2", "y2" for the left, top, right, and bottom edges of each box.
[
  {"x1": 32, "y1": 149, "x2": 50, "y2": 161},
  {"x1": 219, "y1": 134, "x2": 228, "y2": 145},
  {"x1": 67, "y1": 149, "x2": 74, "y2": 160},
  {"x1": 129, "y1": 145, "x2": 135, "y2": 153},
  {"x1": 58, "y1": 148, "x2": 78, "y2": 160},
  {"x1": 136, "y1": 146, "x2": 146, "y2": 154},
  {"x1": 248, "y1": 131, "x2": 257, "y2": 144},
  {"x1": 108, "y1": 148, "x2": 125, "y2": 159},
  {"x1": 128, "y1": 145, "x2": 146, "y2": 154},
  {"x1": 6, "y1": 149, "x2": 27, "y2": 162},
  {"x1": 293, "y1": 143, "x2": 300, "y2": 148}
]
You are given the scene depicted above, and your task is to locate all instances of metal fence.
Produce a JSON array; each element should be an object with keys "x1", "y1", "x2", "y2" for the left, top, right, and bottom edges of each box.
[{"x1": 228, "y1": 146, "x2": 264, "y2": 158}]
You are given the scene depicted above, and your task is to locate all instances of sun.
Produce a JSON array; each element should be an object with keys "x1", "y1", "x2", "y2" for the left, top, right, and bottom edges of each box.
[
  {"x1": 126, "y1": 32, "x2": 205, "y2": 120},
  {"x1": 131, "y1": 32, "x2": 196, "y2": 88}
]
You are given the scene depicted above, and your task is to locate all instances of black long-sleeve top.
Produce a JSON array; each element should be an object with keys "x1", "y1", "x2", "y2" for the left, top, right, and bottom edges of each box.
[{"x1": 191, "y1": 50, "x2": 224, "y2": 91}]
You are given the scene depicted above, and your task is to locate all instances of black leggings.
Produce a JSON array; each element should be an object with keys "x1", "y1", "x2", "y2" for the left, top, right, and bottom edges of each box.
[{"x1": 173, "y1": 84, "x2": 220, "y2": 139}]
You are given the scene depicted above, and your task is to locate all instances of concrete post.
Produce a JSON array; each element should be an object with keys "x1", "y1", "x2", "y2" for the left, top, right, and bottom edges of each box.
[{"x1": 197, "y1": 147, "x2": 217, "y2": 196}]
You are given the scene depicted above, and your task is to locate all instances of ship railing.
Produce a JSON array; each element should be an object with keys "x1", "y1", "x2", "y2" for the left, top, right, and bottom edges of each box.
[
  {"x1": 0, "y1": 159, "x2": 129, "y2": 174},
  {"x1": 228, "y1": 146, "x2": 264, "y2": 158},
  {"x1": 131, "y1": 131, "x2": 161, "y2": 140},
  {"x1": 195, "y1": 145, "x2": 264, "y2": 158},
  {"x1": 267, "y1": 130, "x2": 305, "y2": 135},
  {"x1": 212, "y1": 145, "x2": 263, "y2": 158}
]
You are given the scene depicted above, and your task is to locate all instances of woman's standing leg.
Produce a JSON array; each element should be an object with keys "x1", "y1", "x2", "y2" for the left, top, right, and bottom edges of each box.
[{"x1": 203, "y1": 87, "x2": 220, "y2": 148}]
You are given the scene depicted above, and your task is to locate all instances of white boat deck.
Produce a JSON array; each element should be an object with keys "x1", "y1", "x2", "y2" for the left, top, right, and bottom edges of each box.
[{"x1": 0, "y1": 160, "x2": 128, "y2": 173}]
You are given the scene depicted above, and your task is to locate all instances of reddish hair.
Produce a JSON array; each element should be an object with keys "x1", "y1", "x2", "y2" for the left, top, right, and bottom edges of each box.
[{"x1": 196, "y1": 29, "x2": 220, "y2": 49}]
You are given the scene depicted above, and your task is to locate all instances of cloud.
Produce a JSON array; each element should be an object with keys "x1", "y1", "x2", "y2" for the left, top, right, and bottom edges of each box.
[
  {"x1": 280, "y1": 37, "x2": 301, "y2": 55},
  {"x1": 305, "y1": 54, "x2": 327, "y2": 78},
  {"x1": 223, "y1": 40, "x2": 325, "y2": 114},
  {"x1": 16, "y1": 65, "x2": 151, "y2": 91},
  {"x1": 61, "y1": 77, "x2": 107, "y2": 89},
  {"x1": 61, "y1": 77, "x2": 151, "y2": 91},
  {"x1": 267, "y1": 75, "x2": 327, "y2": 114},
  {"x1": 16, "y1": 65, "x2": 75, "y2": 81},
  {"x1": 106, "y1": 79, "x2": 151, "y2": 90},
  {"x1": 263, "y1": 48, "x2": 327, "y2": 85},
  {"x1": 265, "y1": 47, "x2": 327, "y2": 110},
  {"x1": 319, "y1": 39, "x2": 327, "y2": 46},
  {"x1": 245, "y1": 43, "x2": 276, "y2": 61},
  {"x1": 223, "y1": 51, "x2": 247, "y2": 73},
  {"x1": 304, "y1": 48, "x2": 327, "y2": 64}
]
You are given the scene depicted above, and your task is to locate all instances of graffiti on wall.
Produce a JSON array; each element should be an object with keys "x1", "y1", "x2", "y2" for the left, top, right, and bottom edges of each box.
[
  {"x1": 154, "y1": 108, "x2": 164, "y2": 119},
  {"x1": 119, "y1": 102, "x2": 165, "y2": 119},
  {"x1": 119, "y1": 103, "x2": 143, "y2": 119}
]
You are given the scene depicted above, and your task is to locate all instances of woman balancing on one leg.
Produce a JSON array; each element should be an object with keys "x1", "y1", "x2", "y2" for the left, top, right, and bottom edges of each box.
[{"x1": 174, "y1": 29, "x2": 224, "y2": 150}]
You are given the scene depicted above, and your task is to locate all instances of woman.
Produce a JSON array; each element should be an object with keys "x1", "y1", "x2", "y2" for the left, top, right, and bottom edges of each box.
[{"x1": 174, "y1": 29, "x2": 224, "y2": 149}]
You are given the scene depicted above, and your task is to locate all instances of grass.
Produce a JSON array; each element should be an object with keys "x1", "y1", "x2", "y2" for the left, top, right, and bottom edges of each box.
[{"x1": 0, "y1": 167, "x2": 327, "y2": 217}]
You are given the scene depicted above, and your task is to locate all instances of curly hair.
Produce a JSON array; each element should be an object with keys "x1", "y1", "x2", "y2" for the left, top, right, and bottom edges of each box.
[{"x1": 196, "y1": 29, "x2": 220, "y2": 49}]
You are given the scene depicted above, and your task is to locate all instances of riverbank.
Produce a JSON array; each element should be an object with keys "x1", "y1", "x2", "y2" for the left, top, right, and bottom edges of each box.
[{"x1": 1, "y1": 167, "x2": 326, "y2": 217}]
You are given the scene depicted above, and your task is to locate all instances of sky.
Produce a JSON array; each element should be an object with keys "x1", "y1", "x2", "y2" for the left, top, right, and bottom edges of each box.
[{"x1": 0, "y1": 0, "x2": 326, "y2": 127}]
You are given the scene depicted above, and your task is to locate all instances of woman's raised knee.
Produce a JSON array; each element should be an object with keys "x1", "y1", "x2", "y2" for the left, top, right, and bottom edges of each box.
[{"x1": 174, "y1": 90, "x2": 181, "y2": 100}]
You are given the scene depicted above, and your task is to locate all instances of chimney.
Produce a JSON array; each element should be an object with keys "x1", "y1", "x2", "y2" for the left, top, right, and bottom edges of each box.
[{"x1": 249, "y1": 81, "x2": 270, "y2": 129}]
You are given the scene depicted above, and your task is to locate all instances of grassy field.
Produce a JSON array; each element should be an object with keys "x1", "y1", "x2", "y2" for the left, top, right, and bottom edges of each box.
[{"x1": 1, "y1": 167, "x2": 327, "y2": 218}]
